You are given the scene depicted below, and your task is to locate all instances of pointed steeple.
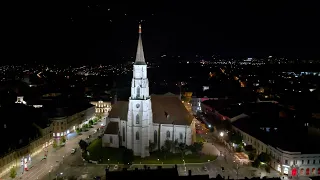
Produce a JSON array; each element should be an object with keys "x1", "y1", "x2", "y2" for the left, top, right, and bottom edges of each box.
[{"x1": 135, "y1": 24, "x2": 146, "y2": 65}]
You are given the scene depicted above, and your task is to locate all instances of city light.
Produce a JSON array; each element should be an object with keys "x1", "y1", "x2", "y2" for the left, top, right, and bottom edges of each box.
[{"x1": 220, "y1": 132, "x2": 224, "y2": 137}]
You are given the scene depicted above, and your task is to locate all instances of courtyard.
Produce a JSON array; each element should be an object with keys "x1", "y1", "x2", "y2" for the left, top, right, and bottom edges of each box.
[{"x1": 86, "y1": 139, "x2": 216, "y2": 164}]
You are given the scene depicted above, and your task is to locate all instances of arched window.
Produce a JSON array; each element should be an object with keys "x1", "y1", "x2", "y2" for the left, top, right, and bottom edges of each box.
[
  {"x1": 179, "y1": 133, "x2": 183, "y2": 140},
  {"x1": 166, "y1": 131, "x2": 170, "y2": 138},
  {"x1": 136, "y1": 114, "x2": 140, "y2": 124},
  {"x1": 136, "y1": 131, "x2": 139, "y2": 140},
  {"x1": 300, "y1": 168, "x2": 304, "y2": 175},
  {"x1": 137, "y1": 87, "x2": 140, "y2": 97},
  {"x1": 110, "y1": 136, "x2": 113, "y2": 143},
  {"x1": 122, "y1": 127, "x2": 125, "y2": 141},
  {"x1": 154, "y1": 130, "x2": 157, "y2": 144}
]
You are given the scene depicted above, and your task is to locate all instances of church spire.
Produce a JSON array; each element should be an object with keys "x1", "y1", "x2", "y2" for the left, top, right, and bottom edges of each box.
[{"x1": 135, "y1": 24, "x2": 146, "y2": 65}]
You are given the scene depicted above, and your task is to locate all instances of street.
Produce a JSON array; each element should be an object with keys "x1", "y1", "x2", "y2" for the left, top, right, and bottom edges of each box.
[{"x1": 0, "y1": 116, "x2": 106, "y2": 180}]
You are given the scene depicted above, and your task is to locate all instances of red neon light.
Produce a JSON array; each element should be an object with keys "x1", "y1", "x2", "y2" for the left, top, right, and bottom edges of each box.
[{"x1": 292, "y1": 168, "x2": 297, "y2": 176}]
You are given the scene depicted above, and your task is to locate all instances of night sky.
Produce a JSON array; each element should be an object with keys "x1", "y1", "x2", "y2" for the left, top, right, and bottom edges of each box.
[{"x1": 3, "y1": 2, "x2": 320, "y2": 64}]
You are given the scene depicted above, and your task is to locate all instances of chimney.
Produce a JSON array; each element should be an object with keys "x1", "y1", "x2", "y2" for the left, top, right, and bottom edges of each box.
[{"x1": 188, "y1": 170, "x2": 192, "y2": 176}]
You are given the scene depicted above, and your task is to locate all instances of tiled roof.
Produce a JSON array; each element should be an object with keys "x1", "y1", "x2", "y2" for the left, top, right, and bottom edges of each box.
[
  {"x1": 105, "y1": 121, "x2": 119, "y2": 135},
  {"x1": 108, "y1": 95, "x2": 192, "y2": 125}
]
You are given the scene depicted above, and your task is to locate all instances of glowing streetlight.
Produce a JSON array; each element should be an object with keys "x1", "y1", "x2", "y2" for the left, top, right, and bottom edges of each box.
[
  {"x1": 219, "y1": 132, "x2": 224, "y2": 137},
  {"x1": 208, "y1": 124, "x2": 211, "y2": 128}
]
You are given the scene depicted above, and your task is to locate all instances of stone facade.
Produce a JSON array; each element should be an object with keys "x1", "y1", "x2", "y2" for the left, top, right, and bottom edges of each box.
[
  {"x1": 91, "y1": 101, "x2": 112, "y2": 113},
  {"x1": 233, "y1": 126, "x2": 320, "y2": 177}
]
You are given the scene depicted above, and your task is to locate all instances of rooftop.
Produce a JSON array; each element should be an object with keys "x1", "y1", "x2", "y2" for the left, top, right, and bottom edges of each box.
[
  {"x1": 202, "y1": 99, "x2": 238, "y2": 111},
  {"x1": 105, "y1": 121, "x2": 119, "y2": 135},
  {"x1": 108, "y1": 94, "x2": 192, "y2": 125},
  {"x1": 0, "y1": 104, "x2": 41, "y2": 156},
  {"x1": 231, "y1": 103, "x2": 320, "y2": 154}
]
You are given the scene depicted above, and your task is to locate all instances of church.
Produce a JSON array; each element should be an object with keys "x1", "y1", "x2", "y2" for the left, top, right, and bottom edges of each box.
[{"x1": 103, "y1": 25, "x2": 196, "y2": 157}]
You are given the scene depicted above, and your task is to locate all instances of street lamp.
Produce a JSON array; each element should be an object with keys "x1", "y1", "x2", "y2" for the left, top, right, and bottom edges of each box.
[{"x1": 220, "y1": 132, "x2": 224, "y2": 137}]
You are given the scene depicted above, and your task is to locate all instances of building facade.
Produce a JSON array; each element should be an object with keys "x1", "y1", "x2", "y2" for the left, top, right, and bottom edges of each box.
[
  {"x1": 233, "y1": 125, "x2": 320, "y2": 177},
  {"x1": 0, "y1": 125, "x2": 52, "y2": 178},
  {"x1": 51, "y1": 105, "x2": 95, "y2": 138},
  {"x1": 103, "y1": 25, "x2": 195, "y2": 158},
  {"x1": 91, "y1": 101, "x2": 112, "y2": 114}
]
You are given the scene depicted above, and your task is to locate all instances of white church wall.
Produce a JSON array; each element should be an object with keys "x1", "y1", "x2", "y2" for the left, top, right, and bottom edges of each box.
[
  {"x1": 158, "y1": 124, "x2": 191, "y2": 148},
  {"x1": 132, "y1": 126, "x2": 141, "y2": 156},
  {"x1": 120, "y1": 120, "x2": 127, "y2": 147},
  {"x1": 102, "y1": 134, "x2": 119, "y2": 148}
]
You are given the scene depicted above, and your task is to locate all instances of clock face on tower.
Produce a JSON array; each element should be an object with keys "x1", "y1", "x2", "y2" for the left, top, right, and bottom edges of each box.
[{"x1": 136, "y1": 104, "x2": 140, "y2": 108}]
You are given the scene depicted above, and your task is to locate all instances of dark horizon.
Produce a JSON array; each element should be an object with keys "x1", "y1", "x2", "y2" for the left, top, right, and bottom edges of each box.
[{"x1": 2, "y1": 2, "x2": 320, "y2": 64}]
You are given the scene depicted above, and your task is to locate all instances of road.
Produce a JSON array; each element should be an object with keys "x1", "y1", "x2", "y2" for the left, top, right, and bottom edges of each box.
[
  {"x1": 198, "y1": 124, "x2": 280, "y2": 179},
  {"x1": 1, "y1": 116, "x2": 107, "y2": 180}
]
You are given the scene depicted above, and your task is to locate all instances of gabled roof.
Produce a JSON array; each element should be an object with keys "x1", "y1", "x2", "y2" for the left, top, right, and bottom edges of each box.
[{"x1": 108, "y1": 95, "x2": 192, "y2": 125}]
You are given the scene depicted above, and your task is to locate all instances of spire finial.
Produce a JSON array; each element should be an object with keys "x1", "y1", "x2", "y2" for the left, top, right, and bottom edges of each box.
[
  {"x1": 135, "y1": 24, "x2": 146, "y2": 64},
  {"x1": 139, "y1": 24, "x2": 142, "y2": 34}
]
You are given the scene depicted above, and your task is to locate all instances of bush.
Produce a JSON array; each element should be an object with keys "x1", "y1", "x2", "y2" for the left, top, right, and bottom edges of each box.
[
  {"x1": 9, "y1": 167, "x2": 16, "y2": 179},
  {"x1": 248, "y1": 152, "x2": 255, "y2": 160}
]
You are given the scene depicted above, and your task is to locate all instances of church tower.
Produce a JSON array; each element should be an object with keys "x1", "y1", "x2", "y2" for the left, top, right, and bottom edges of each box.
[{"x1": 127, "y1": 24, "x2": 153, "y2": 157}]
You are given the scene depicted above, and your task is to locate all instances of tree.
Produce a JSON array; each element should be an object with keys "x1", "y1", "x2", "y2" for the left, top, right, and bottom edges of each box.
[
  {"x1": 79, "y1": 140, "x2": 89, "y2": 151},
  {"x1": 95, "y1": 114, "x2": 102, "y2": 120},
  {"x1": 257, "y1": 152, "x2": 271, "y2": 164},
  {"x1": 61, "y1": 136, "x2": 66, "y2": 143},
  {"x1": 89, "y1": 120, "x2": 93, "y2": 125},
  {"x1": 122, "y1": 149, "x2": 134, "y2": 165},
  {"x1": 82, "y1": 124, "x2": 88, "y2": 129},
  {"x1": 248, "y1": 152, "x2": 255, "y2": 160},
  {"x1": 189, "y1": 142, "x2": 203, "y2": 153},
  {"x1": 252, "y1": 158, "x2": 260, "y2": 168},
  {"x1": 9, "y1": 167, "x2": 16, "y2": 179},
  {"x1": 52, "y1": 139, "x2": 58, "y2": 148},
  {"x1": 76, "y1": 128, "x2": 81, "y2": 134},
  {"x1": 178, "y1": 143, "x2": 187, "y2": 158},
  {"x1": 164, "y1": 140, "x2": 172, "y2": 151},
  {"x1": 149, "y1": 141, "x2": 155, "y2": 152},
  {"x1": 230, "y1": 132, "x2": 243, "y2": 145}
]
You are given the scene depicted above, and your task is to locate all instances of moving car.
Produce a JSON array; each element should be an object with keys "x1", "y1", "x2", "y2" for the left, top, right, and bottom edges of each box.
[{"x1": 71, "y1": 148, "x2": 76, "y2": 154}]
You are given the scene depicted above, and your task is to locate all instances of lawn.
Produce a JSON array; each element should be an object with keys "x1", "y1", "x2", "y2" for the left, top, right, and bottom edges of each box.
[
  {"x1": 87, "y1": 139, "x2": 216, "y2": 164},
  {"x1": 196, "y1": 134, "x2": 205, "y2": 142}
]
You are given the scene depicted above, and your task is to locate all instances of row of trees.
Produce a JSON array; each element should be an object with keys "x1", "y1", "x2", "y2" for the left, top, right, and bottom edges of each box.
[
  {"x1": 75, "y1": 118, "x2": 99, "y2": 134},
  {"x1": 52, "y1": 136, "x2": 66, "y2": 148},
  {"x1": 252, "y1": 152, "x2": 271, "y2": 172},
  {"x1": 149, "y1": 140, "x2": 204, "y2": 158}
]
